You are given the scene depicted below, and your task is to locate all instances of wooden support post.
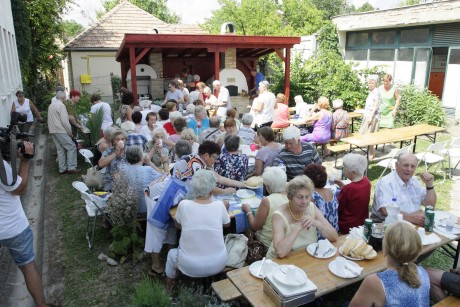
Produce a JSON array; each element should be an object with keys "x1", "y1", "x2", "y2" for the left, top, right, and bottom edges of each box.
[
  {"x1": 129, "y1": 47, "x2": 138, "y2": 106},
  {"x1": 284, "y1": 48, "x2": 291, "y2": 104}
]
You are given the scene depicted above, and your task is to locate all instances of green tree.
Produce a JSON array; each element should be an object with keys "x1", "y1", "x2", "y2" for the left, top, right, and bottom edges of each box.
[
  {"x1": 11, "y1": 0, "x2": 31, "y2": 93},
  {"x1": 355, "y1": 2, "x2": 375, "y2": 12},
  {"x1": 202, "y1": 0, "x2": 322, "y2": 36},
  {"x1": 399, "y1": 0, "x2": 422, "y2": 6},
  {"x1": 61, "y1": 20, "x2": 84, "y2": 44},
  {"x1": 98, "y1": 0, "x2": 181, "y2": 23},
  {"x1": 311, "y1": 0, "x2": 346, "y2": 19}
]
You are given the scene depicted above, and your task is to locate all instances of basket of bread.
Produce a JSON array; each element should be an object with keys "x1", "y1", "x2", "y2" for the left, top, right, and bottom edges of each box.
[
  {"x1": 245, "y1": 176, "x2": 263, "y2": 189},
  {"x1": 339, "y1": 238, "x2": 377, "y2": 260}
]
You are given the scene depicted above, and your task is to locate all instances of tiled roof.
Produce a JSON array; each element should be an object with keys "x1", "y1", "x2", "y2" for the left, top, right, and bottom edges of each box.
[
  {"x1": 332, "y1": 0, "x2": 460, "y2": 32},
  {"x1": 65, "y1": 1, "x2": 205, "y2": 50}
]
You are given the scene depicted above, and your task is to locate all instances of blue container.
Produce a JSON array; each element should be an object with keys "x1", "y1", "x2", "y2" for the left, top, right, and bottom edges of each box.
[{"x1": 254, "y1": 186, "x2": 263, "y2": 198}]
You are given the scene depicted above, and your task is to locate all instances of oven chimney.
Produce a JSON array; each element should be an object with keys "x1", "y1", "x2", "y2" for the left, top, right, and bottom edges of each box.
[{"x1": 221, "y1": 22, "x2": 235, "y2": 35}]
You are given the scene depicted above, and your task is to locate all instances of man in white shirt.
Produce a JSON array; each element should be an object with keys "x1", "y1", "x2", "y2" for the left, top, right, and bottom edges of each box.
[
  {"x1": 48, "y1": 90, "x2": 79, "y2": 174},
  {"x1": 90, "y1": 93, "x2": 113, "y2": 131},
  {"x1": 212, "y1": 80, "x2": 232, "y2": 117},
  {"x1": 371, "y1": 152, "x2": 436, "y2": 226},
  {"x1": 0, "y1": 142, "x2": 50, "y2": 306}
]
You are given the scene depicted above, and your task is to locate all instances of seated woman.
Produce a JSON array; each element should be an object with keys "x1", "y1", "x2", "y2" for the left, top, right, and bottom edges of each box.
[
  {"x1": 266, "y1": 175, "x2": 338, "y2": 259},
  {"x1": 214, "y1": 135, "x2": 248, "y2": 188},
  {"x1": 98, "y1": 130, "x2": 128, "y2": 191},
  {"x1": 252, "y1": 127, "x2": 282, "y2": 177},
  {"x1": 145, "y1": 127, "x2": 171, "y2": 173},
  {"x1": 180, "y1": 128, "x2": 199, "y2": 154},
  {"x1": 237, "y1": 113, "x2": 256, "y2": 145},
  {"x1": 242, "y1": 167, "x2": 288, "y2": 248},
  {"x1": 187, "y1": 105, "x2": 210, "y2": 136},
  {"x1": 93, "y1": 126, "x2": 115, "y2": 167},
  {"x1": 350, "y1": 222, "x2": 429, "y2": 306},
  {"x1": 166, "y1": 169, "x2": 230, "y2": 292},
  {"x1": 330, "y1": 99, "x2": 349, "y2": 142},
  {"x1": 300, "y1": 96, "x2": 333, "y2": 157},
  {"x1": 119, "y1": 146, "x2": 162, "y2": 214},
  {"x1": 303, "y1": 163, "x2": 340, "y2": 232},
  {"x1": 139, "y1": 112, "x2": 158, "y2": 141},
  {"x1": 168, "y1": 117, "x2": 187, "y2": 144},
  {"x1": 336, "y1": 153, "x2": 370, "y2": 234},
  {"x1": 271, "y1": 93, "x2": 290, "y2": 129}
]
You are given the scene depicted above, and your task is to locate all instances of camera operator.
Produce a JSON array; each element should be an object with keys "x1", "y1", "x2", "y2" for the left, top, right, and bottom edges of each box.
[{"x1": 0, "y1": 142, "x2": 50, "y2": 306}]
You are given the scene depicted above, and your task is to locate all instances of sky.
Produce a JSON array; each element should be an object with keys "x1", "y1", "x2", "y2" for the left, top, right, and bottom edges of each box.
[{"x1": 64, "y1": 0, "x2": 401, "y2": 27}]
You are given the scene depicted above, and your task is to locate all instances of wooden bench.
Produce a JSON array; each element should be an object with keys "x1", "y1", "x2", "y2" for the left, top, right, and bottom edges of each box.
[
  {"x1": 211, "y1": 279, "x2": 242, "y2": 302},
  {"x1": 328, "y1": 143, "x2": 352, "y2": 167},
  {"x1": 433, "y1": 295, "x2": 460, "y2": 306}
]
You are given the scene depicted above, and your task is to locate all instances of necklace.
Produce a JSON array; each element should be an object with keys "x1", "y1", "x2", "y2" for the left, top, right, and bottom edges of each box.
[{"x1": 288, "y1": 201, "x2": 304, "y2": 221}]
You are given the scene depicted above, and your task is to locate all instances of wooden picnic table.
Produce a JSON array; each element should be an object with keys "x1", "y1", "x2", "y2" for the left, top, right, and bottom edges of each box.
[
  {"x1": 348, "y1": 111, "x2": 364, "y2": 133},
  {"x1": 227, "y1": 230, "x2": 460, "y2": 306}
]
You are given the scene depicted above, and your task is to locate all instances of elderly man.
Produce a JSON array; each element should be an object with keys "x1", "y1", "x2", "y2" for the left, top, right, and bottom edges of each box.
[
  {"x1": 212, "y1": 80, "x2": 232, "y2": 115},
  {"x1": 198, "y1": 116, "x2": 223, "y2": 144},
  {"x1": 48, "y1": 89, "x2": 79, "y2": 174},
  {"x1": 237, "y1": 113, "x2": 256, "y2": 145},
  {"x1": 272, "y1": 126, "x2": 322, "y2": 181},
  {"x1": 371, "y1": 152, "x2": 436, "y2": 226},
  {"x1": 120, "y1": 121, "x2": 147, "y2": 148}
]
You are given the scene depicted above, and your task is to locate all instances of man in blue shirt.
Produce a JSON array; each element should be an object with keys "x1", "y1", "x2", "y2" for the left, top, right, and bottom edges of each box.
[{"x1": 251, "y1": 68, "x2": 265, "y2": 92}]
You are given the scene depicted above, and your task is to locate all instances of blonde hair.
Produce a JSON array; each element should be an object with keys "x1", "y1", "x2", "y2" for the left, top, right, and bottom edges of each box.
[
  {"x1": 384, "y1": 222, "x2": 422, "y2": 288},
  {"x1": 317, "y1": 96, "x2": 330, "y2": 110},
  {"x1": 286, "y1": 175, "x2": 314, "y2": 200},
  {"x1": 383, "y1": 73, "x2": 393, "y2": 82},
  {"x1": 181, "y1": 128, "x2": 197, "y2": 142},
  {"x1": 276, "y1": 93, "x2": 286, "y2": 103}
]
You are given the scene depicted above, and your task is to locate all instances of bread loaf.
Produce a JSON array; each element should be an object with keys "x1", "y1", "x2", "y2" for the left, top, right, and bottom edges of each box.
[
  {"x1": 246, "y1": 176, "x2": 263, "y2": 187},
  {"x1": 341, "y1": 239, "x2": 376, "y2": 260}
]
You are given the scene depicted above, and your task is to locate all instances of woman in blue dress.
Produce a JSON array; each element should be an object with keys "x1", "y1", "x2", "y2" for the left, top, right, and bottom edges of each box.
[{"x1": 350, "y1": 221, "x2": 430, "y2": 307}]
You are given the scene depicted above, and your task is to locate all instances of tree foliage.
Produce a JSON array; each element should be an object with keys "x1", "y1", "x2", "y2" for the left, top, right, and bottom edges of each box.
[
  {"x1": 98, "y1": 0, "x2": 181, "y2": 23},
  {"x1": 202, "y1": 0, "x2": 323, "y2": 36},
  {"x1": 61, "y1": 20, "x2": 84, "y2": 44}
]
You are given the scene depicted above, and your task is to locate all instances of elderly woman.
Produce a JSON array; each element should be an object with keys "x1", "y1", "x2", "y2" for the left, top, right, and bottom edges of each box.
[
  {"x1": 359, "y1": 75, "x2": 381, "y2": 160},
  {"x1": 300, "y1": 96, "x2": 333, "y2": 157},
  {"x1": 250, "y1": 80, "x2": 276, "y2": 130},
  {"x1": 98, "y1": 129, "x2": 128, "y2": 191},
  {"x1": 214, "y1": 135, "x2": 248, "y2": 187},
  {"x1": 11, "y1": 90, "x2": 43, "y2": 133},
  {"x1": 237, "y1": 113, "x2": 256, "y2": 145},
  {"x1": 93, "y1": 126, "x2": 116, "y2": 166},
  {"x1": 146, "y1": 127, "x2": 170, "y2": 172},
  {"x1": 294, "y1": 95, "x2": 312, "y2": 119},
  {"x1": 187, "y1": 105, "x2": 209, "y2": 136},
  {"x1": 350, "y1": 222, "x2": 429, "y2": 306},
  {"x1": 266, "y1": 175, "x2": 338, "y2": 259},
  {"x1": 336, "y1": 153, "x2": 370, "y2": 234},
  {"x1": 303, "y1": 164, "x2": 340, "y2": 232},
  {"x1": 331, "y1": 99, "x2": 349, "y2": 142},
  {"x1": 164, "y1": 80, "x2": 183, "y2": 105},
  {"x1": 271, "y1": 93, "x2": 290, "y2": 129},
  {"x1": 180, "y1": 128, "x2": 199, "y2": 154},
  {"x1": 119, "y1": 146, "x2": 163, "y2": 214},
  {"x1": 252, "y1": 127, "x2": 282, "y2": 176},
  {"x1": 273, "y1": 126, "x2": 322, "y2": 181},
  {"x1": 198, "y1": 116, "x2": 223, "y2": 144},
  {"x1": 139, "y1": 112, "x2": 158, "y2": 141},
  {"x1": 378, "y1": 73, "x2": 401, "y2": 129},
  {"x1": 242, "y1": 167, "x2": 288, "y2": 247},
  {"x1": 166, "y1": 169, "x2": 231, "y2": 292}
]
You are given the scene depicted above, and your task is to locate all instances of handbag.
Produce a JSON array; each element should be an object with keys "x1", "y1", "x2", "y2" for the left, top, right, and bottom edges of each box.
[
  {"x1": 245, "y1": 230, "x2": 268, "y2": 265},
  {"x1": 224, "y1": 233, "x2": 248, "y2": 268},
  {"x1": 84, "y1": 166, "x2": 102, "y2": 188}
]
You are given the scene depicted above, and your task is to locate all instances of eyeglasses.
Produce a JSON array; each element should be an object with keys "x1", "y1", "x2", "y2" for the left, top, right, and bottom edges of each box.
[
  {"x1": 293, "y1": 195, "x2": 311, "y2": 201},
  {"x1": 211, "y1": 154, "x2": 219, "y2": 159}
]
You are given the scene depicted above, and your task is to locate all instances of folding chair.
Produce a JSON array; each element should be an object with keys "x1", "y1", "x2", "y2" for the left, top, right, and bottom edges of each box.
[
  {"x1": 79, "y1": 149, "x2": 94, "y2": 167},
  {"x1": 415, "y1": 140, "x2": 448, "y2": 184},
  {"x1": 72, "y1": 181, "x2": 111, "y2": 249},
  {"x1": 376, "y1": 144, "x2": 413, "y2": 179},
  {"x1": 443, "y1": 138, "x2": 460, "y2": 178}
]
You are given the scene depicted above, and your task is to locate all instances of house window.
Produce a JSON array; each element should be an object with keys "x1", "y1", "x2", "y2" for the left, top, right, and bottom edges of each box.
[
  {"x1": 371, "y1": 31, "x2": 396, "y2": 46},
  {"x1": 369, "y1": 49, "x2": 395, "y2": 75},
  {"x1": 394, "y1": 48, "x2": 414, "y2": 84},
  {"x1": 347, "y1": 32, "x2": 368, "y2": 47},
  {"x1": 400, "y1": 28, "x2": 429, "y2": 45},
  {"x1": 345, "y1": 49, "x2": 368, "y2": 69}
]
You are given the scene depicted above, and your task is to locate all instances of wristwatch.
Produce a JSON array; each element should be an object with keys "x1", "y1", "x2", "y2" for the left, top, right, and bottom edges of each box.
[{"x1": 426, "y1": 186, "x2": 434, "y2": 190}]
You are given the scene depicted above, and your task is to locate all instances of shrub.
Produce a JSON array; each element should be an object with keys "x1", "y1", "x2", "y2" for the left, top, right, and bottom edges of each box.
[
  {"x1": 132, "y1": 277, "x2": 170, "y2": 307},
  {"x1": 84, "y1": 108, "x2": 104, "y2": 145},
  {"x1": 74, "y1": 91, "x2": 92, "y2": 116},
  {"x1": 396, "y1": 85, "x2": 446, "y2": 128}
]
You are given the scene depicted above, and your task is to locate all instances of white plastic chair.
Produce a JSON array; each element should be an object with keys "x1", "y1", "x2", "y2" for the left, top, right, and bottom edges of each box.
[
  {"x1": 415, "y1": 140, "x2": 448, "y2": 184},
  {"x1": 376, "y1": 144, "x2": 414, "y2": 179},
  {"x1": 72, "y1": 181, "x2": 111, "y2": 249},
  {"x1": 79, "y1": 149, "x2": 94, "y2": 167},
  {"x1": 443, "y1": 138, "x2": 460, "y2": 178}
]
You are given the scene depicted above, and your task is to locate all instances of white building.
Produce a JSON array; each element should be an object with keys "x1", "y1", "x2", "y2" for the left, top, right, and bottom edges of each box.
[
  {"x1": 0, "y1": 0, "x2": 22, "y2": 127},
  {"x1": 332, "y1": 0, "x2": 460, "y2": 119}
]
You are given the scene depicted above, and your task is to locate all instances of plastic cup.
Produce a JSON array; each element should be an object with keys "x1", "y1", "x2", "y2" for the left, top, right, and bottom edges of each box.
[
  {"x1": 418, "y1": 227, "x2": 425, "y2": 239},
  {"x1": 446, "y1": 215, "x2": 456, "y2": 232},
  {"x1": 249, "y1": 143, "x2": 257, "y2": 151}
]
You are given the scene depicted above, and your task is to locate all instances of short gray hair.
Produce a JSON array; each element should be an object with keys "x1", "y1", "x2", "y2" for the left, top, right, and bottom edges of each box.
[
  {"x1": 181, "y1": 128, "x2": 197, "y2": 141},
  {"x1": 103, "y1": 126, "x2": 116, "y2": 139},
  {"x1": 332, "y1": 99, "x2": 344, "y2": 109},
  {"x1": 194, "y1": 105, "x2": 206, "y2": 116},
  {"x1": 224, "y1": 134, "x2": 240, "y2": 152},
  {"x1": 151, "y1": 126, "x2": 168, "y2": 139},
  {"x1": 110, "y1": 130, "x2": 128, "y2": 144},
  {"x1": 120, "y1": 121, "x2": 135, "y2": 132},
  {"x1": 209, "y1": 116, "x2": 221, "y2": 128},
  {"x1": 367, "y1": 75, "x2": 379, "y2": 84},
  {"x1": 212, "y1": 80, "x2": 221, "y2": 87},
  {"x1": 175, "y1": 140, "x2": 192, "y2": 158},
  {"x1": 263, "y1": 167, "x2": 286, "y2": 193},
  {"x1": 56, "y1": 91, "x2": 66, "y2": 100},
  {"x1": 190, "y1": 169, "x2": 216, "y2": 198},
  {"x1": 186, "y1": 104, "x2": 195, "y2": 115},
  {"x1": 342, "y1": 153, "x2": 367, "y2": 176},
  {"x1": 259, "y1": 80, "x2": 269, "y2": 90},
  {"x1": 283, "y1": 126, "x2": 300, "y2": 141},
  {"x1": 286, "y1": 175, "x2": 314, "y2": 200},
  {"x1": 125, "y1": 146, "x2": 143, "y2": 164},
  {"x1": 294, "y1": 95, "x2": 304, "y2": 104},
  {"x1": 203, "y1": 87, "x2": 212, "y2": 94},
  {"x1": 169, "y1": 111, "x2": 182, "y2": 123},
  {"x1": 242, "y1": 113, "x2": 254, "y2": 125}
]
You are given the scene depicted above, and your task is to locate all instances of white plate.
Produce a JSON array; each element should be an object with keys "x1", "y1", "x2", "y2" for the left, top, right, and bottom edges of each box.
[
  {"x1": 434, "y1": 210, "x2": 452, "y2": 222},
  {"x1": 339, "y1": 246, "x2": 364, "y2": 261},
  {"x1": 272, "y1": 265, "x2": 308, "y2": 287},
  {"x1": 329, "y1": 259, "x2": 361, "y2": 278},
  {"x1": 245, "y1": 184, "x2": 263, "y2": 190},
  {"x1": 236, "y1": 189, "x2": 256, "y2": 199},
  {"x1": 249, "y1": 260, "x2": 279, "y2": 279},
  {"x1": 306, "y1": 243, "x2": 337, "y2": 259},
  {"x1": 249, "y1": 198, "x2": 261, "y2": 209}
]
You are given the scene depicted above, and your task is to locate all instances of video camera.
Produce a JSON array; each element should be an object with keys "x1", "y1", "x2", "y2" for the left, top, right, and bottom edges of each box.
[{"x1": 0, "y1": 111, "x2": 35, "y2": 162}]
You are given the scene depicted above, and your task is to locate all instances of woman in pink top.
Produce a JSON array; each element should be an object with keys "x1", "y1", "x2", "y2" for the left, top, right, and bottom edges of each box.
[{"x1": 271, "y1": 93, "x2": 290, "y2": 128}]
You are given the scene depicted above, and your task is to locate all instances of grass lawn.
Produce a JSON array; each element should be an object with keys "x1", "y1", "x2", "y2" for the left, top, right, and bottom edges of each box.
[{"x1": 47, "y1": 132, "x2": 456, "y2": 306}]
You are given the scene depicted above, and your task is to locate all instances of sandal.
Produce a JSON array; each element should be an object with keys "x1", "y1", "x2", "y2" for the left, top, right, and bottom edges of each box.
[{"x1": 148, "y1": 268, "x2": 166, "y2": 278}]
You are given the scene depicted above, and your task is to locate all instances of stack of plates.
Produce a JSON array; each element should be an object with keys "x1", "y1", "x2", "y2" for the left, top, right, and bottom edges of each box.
[{"x1": 263, "y1": 265, "x2": 317, "y2": 306}]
